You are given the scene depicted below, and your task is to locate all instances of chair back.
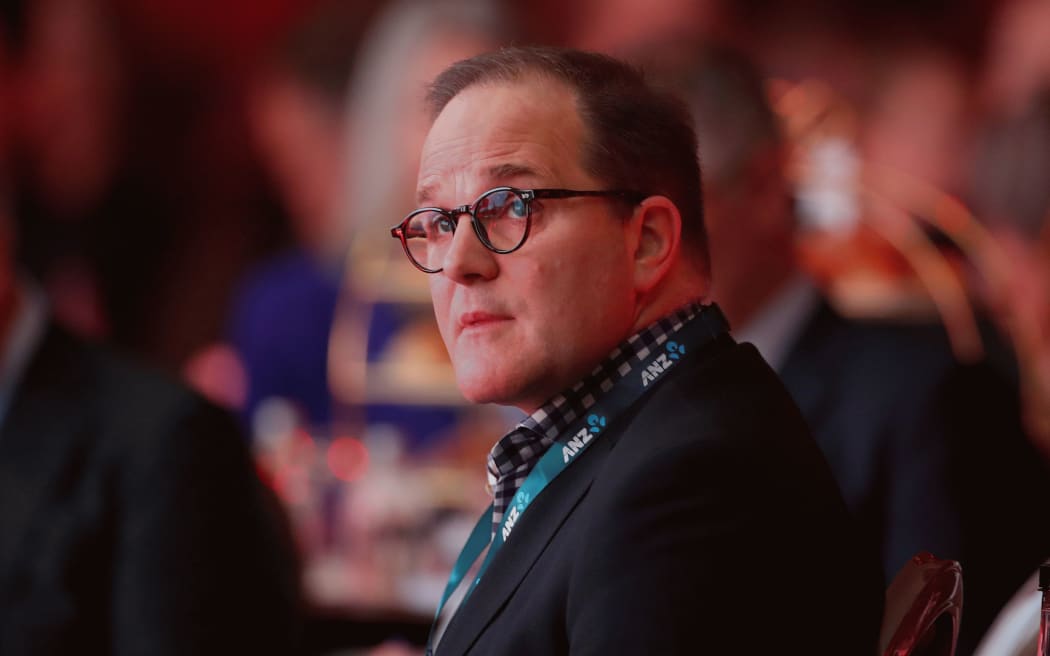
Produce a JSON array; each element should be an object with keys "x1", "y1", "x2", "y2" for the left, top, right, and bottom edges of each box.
[{"x1": 880, "y1": 552, "x2": 963, "y2": 656}]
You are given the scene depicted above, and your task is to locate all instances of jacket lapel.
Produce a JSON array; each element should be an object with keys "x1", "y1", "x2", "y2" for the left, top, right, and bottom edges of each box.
[
  {"x1": 0, "y1": 326, "x2": 92, "y2": 586},
  {"x1": 436, "y1": 433, "x2": 614, "y2": 655}
]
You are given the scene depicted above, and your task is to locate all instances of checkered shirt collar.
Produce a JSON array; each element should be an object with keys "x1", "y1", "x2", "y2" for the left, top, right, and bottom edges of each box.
[{"x1": 486, "y1": 302, "x2": 704, "y2": 534}]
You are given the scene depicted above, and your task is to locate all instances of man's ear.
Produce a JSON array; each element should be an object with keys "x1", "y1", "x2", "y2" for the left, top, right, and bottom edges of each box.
[{"x1": 627, "y1": 195, "x2": 682, "y2": 295}]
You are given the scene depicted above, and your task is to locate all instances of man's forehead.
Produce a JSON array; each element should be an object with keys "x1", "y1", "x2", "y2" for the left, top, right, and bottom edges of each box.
[
  {"x1": 417, "y1": 162, "x2": 541, "y2": 205},
  {"x1": 416, "y1": 78, "x2": 584, "y2": 202}
]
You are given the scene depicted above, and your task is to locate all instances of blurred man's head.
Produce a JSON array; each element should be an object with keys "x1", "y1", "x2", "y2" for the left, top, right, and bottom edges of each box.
[
  {"x1": 398, "y1": 47, "x2": 708, "y2": 411},
  {"x1": 14, "y1": 0, "x2": 126, "y2": 215},
  {"x1": 649, "y1": 44, "x2": 797, "y2": 327}
]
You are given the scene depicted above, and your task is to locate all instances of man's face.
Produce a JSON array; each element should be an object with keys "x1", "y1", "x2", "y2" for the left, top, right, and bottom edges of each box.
[{"x1": 417, "y1": 78, "x2": 638, "y2": 412}]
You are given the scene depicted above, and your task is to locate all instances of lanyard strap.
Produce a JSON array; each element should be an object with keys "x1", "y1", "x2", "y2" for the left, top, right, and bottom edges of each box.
[{"x1": 428, "y1": 305, "x2": 729, "y2": 650}]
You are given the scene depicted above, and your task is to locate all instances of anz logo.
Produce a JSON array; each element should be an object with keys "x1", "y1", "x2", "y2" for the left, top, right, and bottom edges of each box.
[
  {"x1": 561, "y1": 414, "x2": 606, "y2": 464},
  {"x1": 501, "y1": 505, "x2": 520, "y2": 540},
  {"x1": 640, "y1": 340, "x2": 686, "y2": 387},
  {"x1": 502, "y1": 490, "x2": 532, "y2": 541}
]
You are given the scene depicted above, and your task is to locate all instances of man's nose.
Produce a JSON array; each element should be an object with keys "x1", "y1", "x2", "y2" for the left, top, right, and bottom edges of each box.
[{"x1": 441, "y1": 214, "x2": 498, "y2": 283}]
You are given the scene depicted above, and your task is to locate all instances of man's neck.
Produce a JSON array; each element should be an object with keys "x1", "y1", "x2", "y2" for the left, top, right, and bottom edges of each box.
[
  {"x1": 517, "y1": 300, "x2": 707, "y2": 418},
  {"x1": 629, "y1": 266, "x2": 709, "y2": 336}
]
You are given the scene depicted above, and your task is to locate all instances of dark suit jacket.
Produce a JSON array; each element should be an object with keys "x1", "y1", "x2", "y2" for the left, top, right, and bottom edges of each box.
[
  {"x1": 779, "y1": 300, "x2": 1050, "y2": 654},
  {"x1": 0, "y1": 325, "x2": 301, "y2": 655},
  {"x1": 436, "y1": 333, "x2": 883, "y2": 655}
]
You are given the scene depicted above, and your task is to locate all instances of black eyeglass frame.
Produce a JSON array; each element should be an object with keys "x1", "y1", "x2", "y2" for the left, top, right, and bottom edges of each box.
[{"x1": 390, "y1": 186, "x2": 647, "y2": 273}]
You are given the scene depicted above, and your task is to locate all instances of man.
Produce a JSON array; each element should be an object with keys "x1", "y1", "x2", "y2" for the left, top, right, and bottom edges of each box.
[
  {"x1": 0, "y1": 25, "x2": 301, "y2": 655},
  {"x1": 390, "y1": 46, "x2": 882, "y2": 655},
  {"x1": 655, "y1": 44, "x2": 1050, "y2": 654}
]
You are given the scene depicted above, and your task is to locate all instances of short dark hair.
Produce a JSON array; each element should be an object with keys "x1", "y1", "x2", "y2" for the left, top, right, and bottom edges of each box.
[{"x1": 426, "y1": 46, "x2": 708, "y2": 271}]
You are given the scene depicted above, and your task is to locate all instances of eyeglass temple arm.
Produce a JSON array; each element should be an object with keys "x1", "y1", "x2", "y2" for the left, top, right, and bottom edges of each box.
[{"x1": 531, "y1": 189, "x2": 646, "y2": 202}]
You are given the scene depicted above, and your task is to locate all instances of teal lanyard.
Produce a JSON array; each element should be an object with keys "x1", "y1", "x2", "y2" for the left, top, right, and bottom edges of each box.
[{"x1": 427, "y1": 305, "x2": 729, "y2": 652}]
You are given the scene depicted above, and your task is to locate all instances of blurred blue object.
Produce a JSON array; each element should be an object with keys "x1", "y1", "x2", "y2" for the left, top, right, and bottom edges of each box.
[{"x1": 229, "y1": 249, "x2": 340, "y2": 430}]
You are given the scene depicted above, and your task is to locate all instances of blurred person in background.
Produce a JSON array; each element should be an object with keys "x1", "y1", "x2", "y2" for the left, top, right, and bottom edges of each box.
[
  {"x1": 0, "y1": 20, "x2": 301, "y2": 655},
  {"x1": 975, "y1": 0, "x2": 1050, "y2": 457},
  {"x1": 954, "y1": 33, "x2": 1050, "y2": 650},
  {"x1": 648, "y1": 41, "x2": 1050, "y2": 654},
  {"x1": 401, "y1": 46, "x2": 881, "y2": 655},
  {"x1": 87, "y1": 0, "x2": 313, "y2": 373},
  {"x1": 972, "y1": 91, "x2": 1050, "y2": 462},
  {"x1": 186, "y1": 0, "x2": 380, "y2": 431},
  {"x1": 966, "y1": 10, "x2": 1050, "y2": 652},
  {"x1": 7, "y1": 0, "x2": 158, "y2": 345}
]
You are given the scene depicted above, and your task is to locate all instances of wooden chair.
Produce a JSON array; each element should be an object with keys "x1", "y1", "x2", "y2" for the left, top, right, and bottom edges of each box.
[{"x1": 880, "y1": 552, "x2": 964, "y2": 656}]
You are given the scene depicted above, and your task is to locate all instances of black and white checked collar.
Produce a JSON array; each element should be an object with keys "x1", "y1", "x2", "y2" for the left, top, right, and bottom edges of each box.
[{"x1": 486, "y1": 301, "x2": 706, "y2": 535}]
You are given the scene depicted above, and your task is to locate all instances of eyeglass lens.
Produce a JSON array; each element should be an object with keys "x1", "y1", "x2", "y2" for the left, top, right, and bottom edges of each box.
[{"x1": 403, "y1": 188, "x2": 529, "y2": 271}]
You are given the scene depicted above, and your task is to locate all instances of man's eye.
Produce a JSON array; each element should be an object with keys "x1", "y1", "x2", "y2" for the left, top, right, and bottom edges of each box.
[
  {"x1": 478, "y1": 192, "x2": 527, "y2": 221},
  {"x1": 429, "y1": 215, "x2": 455, "y2": 235},
  {"x1": 508, "y1": 197, "x2": 527, "y2": 218}
]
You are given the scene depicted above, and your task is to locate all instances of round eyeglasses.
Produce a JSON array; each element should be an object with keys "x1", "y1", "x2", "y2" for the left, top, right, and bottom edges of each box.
[{"x1": 389, "y1": 186, "x2": 645, "y2": 273}]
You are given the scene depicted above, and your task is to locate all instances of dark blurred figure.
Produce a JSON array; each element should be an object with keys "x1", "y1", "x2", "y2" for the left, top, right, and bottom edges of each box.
[
  {"x1": 0, "y1": 21, "x2": 301, "y2": 655},
  {"x1": 7, "y1": 0, "x2": 169, "y2": 348},
  {"x1": 648, "y1": 42, "x2": 1050, "y2": 654},
  {"x1": 6, "y1": 0, "x2": 316, "y2": 372},
  {"x1": 973, "y1": 2, "x2": 1050, "y2": 458}
]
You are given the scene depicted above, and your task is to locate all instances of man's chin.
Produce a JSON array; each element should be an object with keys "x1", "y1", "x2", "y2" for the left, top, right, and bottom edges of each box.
[
  {"x1": 456, "y1": 380, "x2": 511, "y2": 406},
  {"x1": 455, "y1": 375, "x2": 552, "y2": 414},
  {"x1": 454, "y1": 367, "x2": 522, "y2": 407}
]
